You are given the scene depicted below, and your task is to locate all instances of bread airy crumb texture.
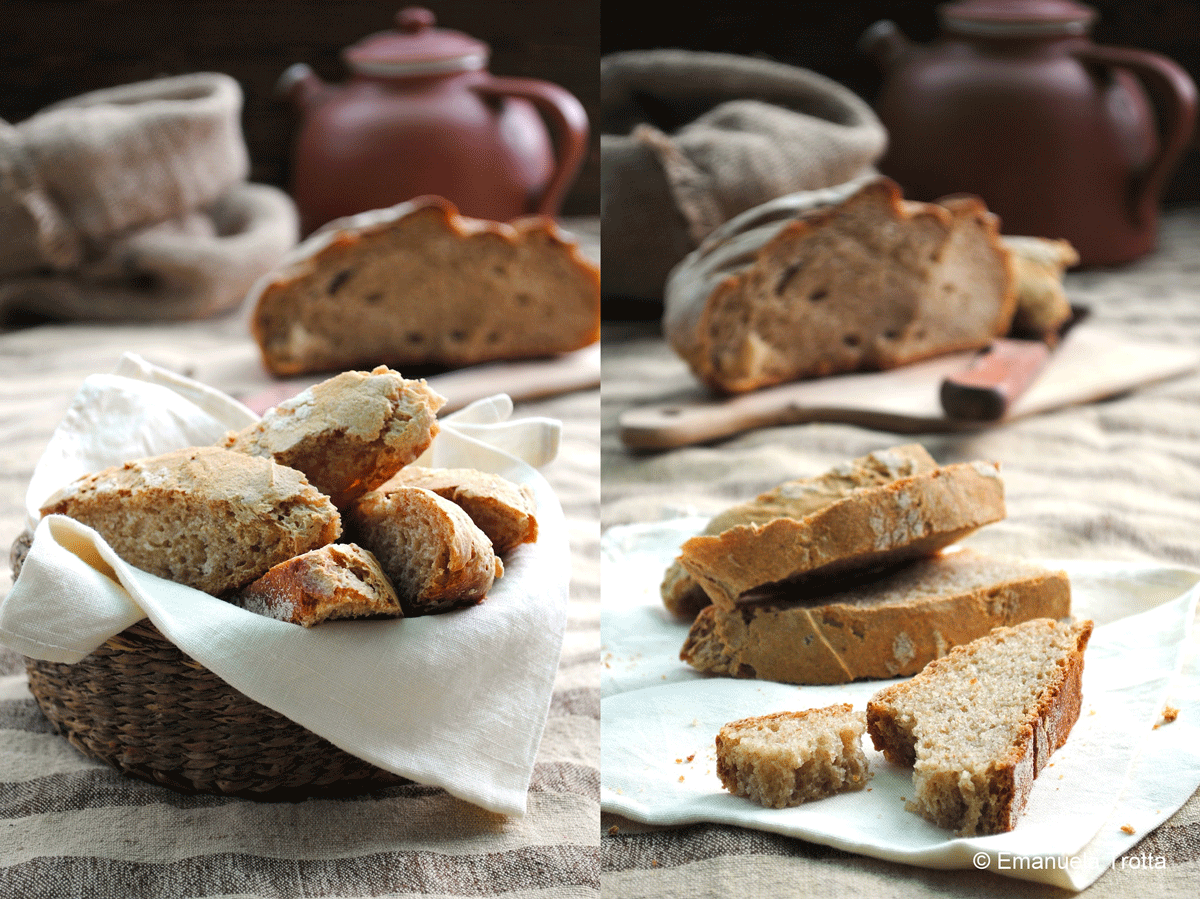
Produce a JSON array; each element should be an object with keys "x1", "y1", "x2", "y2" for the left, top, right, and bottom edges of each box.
[
  {"x1": 222, "y1": 366, "x2": 444, "y2": 510},
  {"x1": 39, "y1": 446, "x2": 341, "y2": 596},
  {"x1": 681, "y1": 549, "x2": 1071, "y2": 684},
  {"x1": 679, "y1": 455, "x2": 1005, "y2": 610},
  {"x1": 662, "y1": 444, "x2": 939, "y2": 618},
  {"x1": 234, "y1": 543, "x2": 402, "y2": 627},
  {"x1": 348, "y1": 485, "x2": 502, "y2": 616},
  {"x1": 379, "y1": 466, "x2": 538, "y2": 555},
  {"x1": 664, "y1": 178, "x2": 1015, "y2": 394},
  {"x1": 249, "y1": 197, "x2": 601, "y2": 377},
  {"x1": 867, "y1": 617, "x2": 1093, "y2": 836},
  {"x1": 716, "y1": 704, "x2": 869, "y2": 808}
]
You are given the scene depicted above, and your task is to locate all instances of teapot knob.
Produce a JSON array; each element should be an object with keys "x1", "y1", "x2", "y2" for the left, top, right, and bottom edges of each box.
[{"x1": 396, "y1": 7, "x2": 436, "y2": 33}]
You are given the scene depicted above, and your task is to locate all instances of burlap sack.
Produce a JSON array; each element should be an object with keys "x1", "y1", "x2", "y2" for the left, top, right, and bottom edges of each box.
[
  {"x1": 0, "y1": 72, "x2": 298, "y2": 321},
  {"x1": 602, "y1": 50, "x2": 887, "y2": 301}
]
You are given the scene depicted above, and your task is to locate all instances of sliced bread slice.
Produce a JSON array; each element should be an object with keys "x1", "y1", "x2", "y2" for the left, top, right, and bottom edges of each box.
[
  {"x1": 234, "y1": 543, "x2": 403, "y2": 627},
  {"x1": 678, "y1": 456, "x2": 1005, "y2": 610},
  {"x1": 662, "y1": 444, "x2": 939, "y2": 618},
  {"x1": 867, "y1": 617, "x2": 1093, "y2": 836},
  {"x1": 221, "y1": 366, "x2": 445, "y2": 510},
  {"x1": 716, "y1": 704, "x2": 869, "y2": 808},
  {"x1": 681, "y1": 550, "x2": 1070, "y2": 684}
]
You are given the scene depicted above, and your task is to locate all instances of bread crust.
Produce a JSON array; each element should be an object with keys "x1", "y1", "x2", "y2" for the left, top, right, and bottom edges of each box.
[
  {"x1": 679, "y1": 459, "x2": 1006, "y2": 610},
  {"x1": 865, "y1": 617, "x2": 1093, "y2": 835},
  {"x1": 222, "y1": 366, "x2": 444, "y2": 510},
  {"x1": 248, "y1": 196, "x2": 600, "y2": 377},
  {"x1": 680, "y1": 551, "x2": 1071, "y2": 684},
  {"x1": 39, "y1": 446, "x2": 341, "y2": 596}
]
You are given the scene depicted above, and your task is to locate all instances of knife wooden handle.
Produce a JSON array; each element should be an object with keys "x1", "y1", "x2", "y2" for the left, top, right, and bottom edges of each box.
[{"x1": 940, "y1": 339, "x2": 1051, "y2": 421}]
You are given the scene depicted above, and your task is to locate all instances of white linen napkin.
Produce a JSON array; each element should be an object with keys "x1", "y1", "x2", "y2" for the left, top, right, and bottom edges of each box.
[
  {"x1": 0, "y1": 353, "x2": 569, "y2": 817},
  {"x1": 600, "y1": 519, "x2": 1200, "y2": 891}
]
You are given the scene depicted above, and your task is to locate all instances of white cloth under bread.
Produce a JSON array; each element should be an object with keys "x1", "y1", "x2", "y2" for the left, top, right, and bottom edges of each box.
[{"x1": 0, "y1": 353, "x2": 569, "y2": 817}]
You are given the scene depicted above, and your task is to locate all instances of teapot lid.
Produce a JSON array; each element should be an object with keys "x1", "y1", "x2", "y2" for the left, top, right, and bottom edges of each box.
[
  {"x1": 344, "y1": 8, "x2": 489, "y2": 77},
  {"x1": 939, "y1": 0, "x2": 1096, "y2": 35}
]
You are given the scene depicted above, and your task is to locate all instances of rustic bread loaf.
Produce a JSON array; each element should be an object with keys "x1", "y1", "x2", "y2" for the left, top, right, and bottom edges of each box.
[
  {"x1": 221, "y1": 366, "x2": 444, "y2": 510},
  {"x1": 348, "y1": 485, "x2": 503, "y2": 616},
  {"x1": 681, "y1": 550, "x2": 1071, "y2": 684},
  {"x1": 248, "y1": 196, "x2": 601, "y2": 377},
  {"x1": 662, "y1": 444, "x2": 939, "y2": 618},
  {"x1": 1003, "y1": 235, "x2": 1079, "y2": 340},
  {"x1": 379, "y1": 466, "x2": 537, "y2": 555},
  {"x1": 716, "y1": 704, "x2": 869, "y2": 808},
  {"x1": 38, "y1": 446, "x2": 341, "y2": 596},
  {"x1": 867, "y1": 617, "x2": 1092, "y2": 836},
  {"x1": 234, "y1": 543, "x2": 402, "y2": 627},
  {"x1": 678, "y1": 455, "x2": 1006, "y2": 610},
  {"x1": 663, "y1": 177, "x2": 1015, "y2": 394}
]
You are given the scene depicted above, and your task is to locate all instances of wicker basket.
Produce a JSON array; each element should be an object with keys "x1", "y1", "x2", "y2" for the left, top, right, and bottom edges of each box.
[{"x1": 13, "y1": 534, "x2": 407, "y2": 800}]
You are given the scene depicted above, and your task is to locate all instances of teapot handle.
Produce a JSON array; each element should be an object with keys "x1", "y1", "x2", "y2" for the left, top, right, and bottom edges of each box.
[
  {"x1": 473, "y1": 76, "x2": 589, "y2": 217},
  {"x1": 1072, "y1": 44, "x2": 1197, "y2": 227}
]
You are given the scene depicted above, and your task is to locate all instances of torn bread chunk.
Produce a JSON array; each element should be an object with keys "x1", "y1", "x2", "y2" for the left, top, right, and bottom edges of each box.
[
  {"x1": 221, "y1": 366, "x2": 445, "y2": 510},
  {"x1": 379, "y1": 466, "x2": 537, "y2": 555},
  {"x1": 39, "y1": 446, "x2": 341, "y2": 596},
  {"x1": 348, "y1": 485, "x2": 502, "y2": 616},
  {"x1": 678, "y1": 455, "x2": 1005, "y2": 610},
  {"x1": 662, "y1": 444, "x2": 939, "y2": 618},
  {"x1": 867, "y1": 617, "x2": 1092, "y2": 836},
  {"x1": 234, "y1": 543, "x2": 403, "y2": 627},
  {"x1": 716, "y1": 704, "x2": 869, "y2": 808},
  {"x1": 681, "y1": 550, "x2": 1071, "y2": 684}
]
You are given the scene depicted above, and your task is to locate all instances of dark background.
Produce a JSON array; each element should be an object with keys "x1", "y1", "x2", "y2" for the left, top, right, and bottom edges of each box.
[
  {"x1": 0, "y1": 0, "x2": 601, "y2": 215},
  {"x1": 602, "y1": 0, "x2": 1200, "y2": 206}
]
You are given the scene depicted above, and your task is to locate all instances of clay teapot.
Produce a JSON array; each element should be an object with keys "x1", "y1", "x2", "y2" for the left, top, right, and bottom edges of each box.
[
  {"x1": 280, "y1": 7, "x2": 589, "y2": 234},
  {"x1": 862, "y1": 0, "x2": 1196, "y2": 266}
]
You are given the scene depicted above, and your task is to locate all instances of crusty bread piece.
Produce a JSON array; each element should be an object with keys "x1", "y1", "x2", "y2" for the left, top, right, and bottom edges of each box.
[
  {"x1": 234, "y1": 543, "x2": 402, "y2": 627},
  {"x1": 249, "y1": 196, "x2": 601, "y2": 377},
  {"x1": 678, "y1": 456, "x2": 1005, "y2": 610},
  {"x1": 664, "y1": 177, "x2": 1015, "y2": 394},
  {"x1": 867, "y1": 617, "x2": 1092, "y2": 836},
  {"x1": 1003, "y1": 235, "x2": 1079, "y2": 340},
  {"x1": 379, "y1": 466, "x2": 537, "y2": 555},
  {"x1": 39, "y1": 446, "x2": 341, "y2": 596},
  {"x1": 681, "y1": 550, "x2": 1071, "y2": 684},
  {"x1": 348, "y1": 485, "x2": 503, "y2": 616},
  {"x1": 662, "y1": 444, "x2": 939, "y2": 618},
  {"x1": 221, "y1": 366, "x2": 444, "y2": 510},
  {"x1": 716, "y1": 704, "x2": 869, "y2": 808}
]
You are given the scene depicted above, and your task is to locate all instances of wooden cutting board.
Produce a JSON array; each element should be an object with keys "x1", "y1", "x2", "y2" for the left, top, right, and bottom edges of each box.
[
  {"x1": 619, "y1": 325, "x2": 1200, "y2": 450},
  {"x1": 239, "y1": 343, "x2": 600, "y2": 416}
]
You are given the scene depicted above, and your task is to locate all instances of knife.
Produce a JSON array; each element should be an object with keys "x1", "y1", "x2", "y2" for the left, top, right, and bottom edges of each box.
[{"x1": 940, "y1": 305, "x2": 1088, "y2": 422}]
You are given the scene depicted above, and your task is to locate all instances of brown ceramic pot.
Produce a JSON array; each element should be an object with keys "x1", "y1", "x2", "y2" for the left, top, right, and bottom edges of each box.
[
  {"x1": 281, "y1": 7, "x2": 589, "y2": 234},
  {"x1": 862, "y1": 0, "x2": 1196, "y2": 266}
]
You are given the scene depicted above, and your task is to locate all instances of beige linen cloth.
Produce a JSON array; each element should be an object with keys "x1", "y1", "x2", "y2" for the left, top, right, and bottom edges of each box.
[{"x1": 0, "y1": 73, "x2": 297, "y2": 321}]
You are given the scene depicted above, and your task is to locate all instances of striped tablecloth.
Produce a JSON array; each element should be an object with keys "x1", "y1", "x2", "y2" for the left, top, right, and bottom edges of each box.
[
  {"x1": 600, "y1": 206, "x2": 1200, "y2": 897},
  {"x1": 0, "y1": 223, "x2": 600, "y2": 897}
]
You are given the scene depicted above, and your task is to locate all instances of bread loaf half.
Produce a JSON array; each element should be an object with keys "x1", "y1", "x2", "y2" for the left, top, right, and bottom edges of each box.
[
  {"x1": 662, "y1": 444, "x2": 939, "y2": 618},
  {"x1": 249, "y1": 197, "x2": 601, "y2": 376},
  {"x1": 867, "y1": 617, "x2": 1092, "y2": 836},
  {"x1": 234, "y1": 543, "x2": 402, "y2": 627},
  {"x1": 716, "y1": 704, "x2": 869, "y2": 808},
  {"x1": 222, "y1": 366, "x2": 444, "y2": 510},
  {"x1": 348, "y1": 485, "x2": 503, "y2": 616},
  {"x1": 379, "y1": 466, "x2": 537, "y2": 555},
  {"x1": 680, "y1": 550, "x2": 1070, "y2": 684},
  {"x1": 664, "y1": 177, "x2": 1015, "y2": 394},
  {"x1": 678, "y1": 456, "x2": 1005, "y2": 610},
  {"x1": 39, "y1": 446, "x2": 341, "y2": 596}
]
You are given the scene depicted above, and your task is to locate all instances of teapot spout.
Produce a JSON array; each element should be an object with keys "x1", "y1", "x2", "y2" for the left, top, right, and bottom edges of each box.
[
  {"x1": 859, "y1": 20, "x2": 912, "y2": 71},
  {"x1": 277, "y1": 63, "x2": 332, "y2": 111}
]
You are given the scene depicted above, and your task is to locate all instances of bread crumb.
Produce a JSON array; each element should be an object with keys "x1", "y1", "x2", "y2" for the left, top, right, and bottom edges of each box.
[
  {"x1": 651, "y1": 860, "x2": 659, "y2": 868},
  {"x1": 686, "y1": 753, "x2": 695, "y2": 762},
  {"x1": 1163, "y1": 705, "x2": 1179, "y2": 723},
  {"x1": 678, "y1": 775, "x2": 685, "y2": 782},
  {"x1": 607, "y1": 825, "x2": 619, "y2": 836},
  {"x1": 1121, "y1": 824, "x2": 1136, "y2": 835}
]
